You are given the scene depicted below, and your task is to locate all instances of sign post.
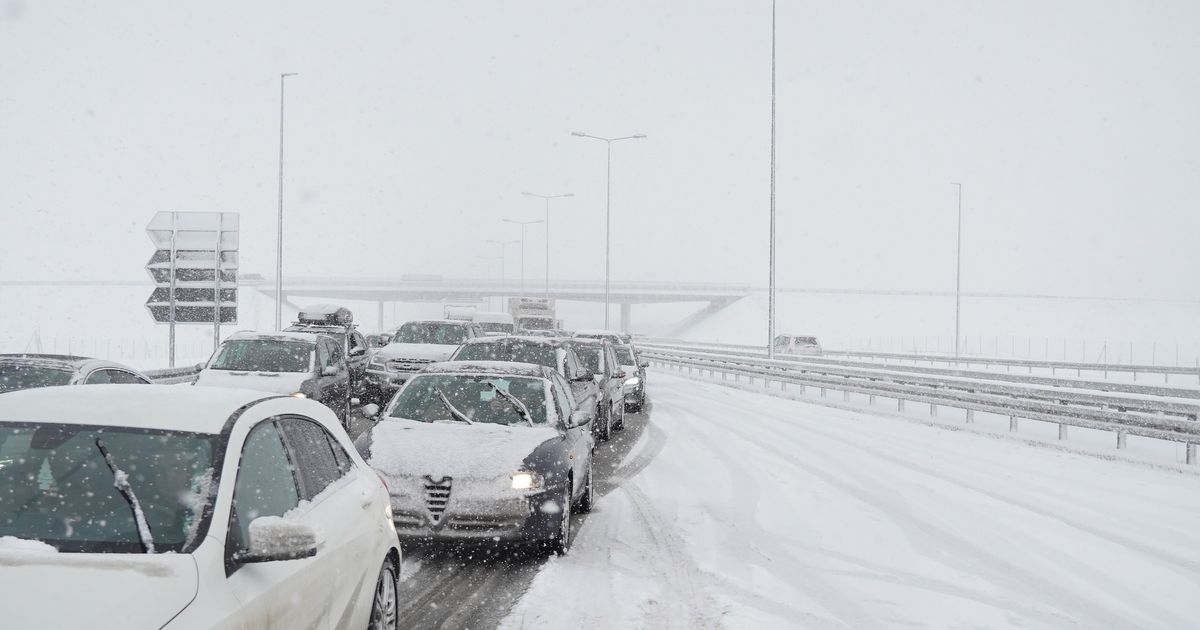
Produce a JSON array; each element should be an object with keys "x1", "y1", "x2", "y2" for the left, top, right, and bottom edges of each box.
[{"x1": 146, "y1": 212, "x2": 240, "y2": 366}]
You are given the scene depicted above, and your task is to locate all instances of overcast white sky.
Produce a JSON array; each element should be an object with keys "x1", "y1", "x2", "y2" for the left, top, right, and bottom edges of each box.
[{"x1": 2, "y1": 0, "x2": 1198, "y2": 299}]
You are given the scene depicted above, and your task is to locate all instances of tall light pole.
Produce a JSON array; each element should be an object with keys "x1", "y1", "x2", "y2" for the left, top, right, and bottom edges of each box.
[
  {"x1": 951, "y1": 182, "x2": 963, "y2": 358},
  {"x1": 767, "y1": 0, "x2": 778, "y2": 359},
  {"x1": 502, "y1": 219, "x2": 543, "y2": 300},
  {"x1": 275, "y1": 72, "x2": 298, "y2": 331},
  {"x1": 571, "y1": 131, "x2": 646, "y2": 329},
  {"x1": 522, "y1": 191, "x2": 573, "y2": 298},
  {"x1": 487, "y1": 239, "x2": 518, "y2": 309}
]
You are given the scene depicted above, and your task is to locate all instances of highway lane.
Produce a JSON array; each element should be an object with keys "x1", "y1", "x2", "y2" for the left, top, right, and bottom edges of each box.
[{"x1": 348, "y1": 403, "x2": 656, "y2": 629}]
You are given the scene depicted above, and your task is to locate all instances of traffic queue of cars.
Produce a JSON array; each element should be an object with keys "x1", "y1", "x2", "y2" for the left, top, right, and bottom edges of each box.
[{"x1": 0, "y1": 304, "x2": 651, "y2": 629}]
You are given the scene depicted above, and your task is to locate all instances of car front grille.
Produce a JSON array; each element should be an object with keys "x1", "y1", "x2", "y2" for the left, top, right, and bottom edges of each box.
[
  {"x1": 388, "y1": 358, "x2": 433, "y2": 373},
  {"x1": 424, "y1": 477, "x2": 452, "y2": 523}
]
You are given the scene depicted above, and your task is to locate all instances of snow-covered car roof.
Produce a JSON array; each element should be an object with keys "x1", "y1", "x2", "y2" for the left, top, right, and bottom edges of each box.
[
  {"x1": 0, "y1": 354, "x2": 147, "y2": 377},
  {"x1": 573, "y1": 328, "x2": 623, "y2": 337},
  {"x1": 0, "y1": 385, "x2": 288, "y2": 434},
  {"x1": 224, "y1": 330, "x2": 324, "y2": 344},
  {"x1": 459, "y1": 335, "x2": 567, "y2": 348},
  {"x1": 418, "y1": 361, "x2": 550, "y2": 379}
]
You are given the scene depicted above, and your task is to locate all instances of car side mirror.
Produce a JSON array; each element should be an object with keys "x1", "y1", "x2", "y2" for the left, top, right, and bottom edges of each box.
[
  {"x1": 361, "y1": 403, "x2": 381, "y2": 418},
  {"x1": 567, "y1": 409, "x2": 594, "y2": 428},
  {"x1": 194, "y1": 362, "x2": 206, "y2": 371},
  {"x1": 613, "y1": 369, "x2": 627, "y2": 380},
  {"x1": 234, "y1": 517, "x2": 318, "y2": 564},
  {"x1": 350, "y1": 347, "x2": 366, "y2": 356},
  {"x1": 321, "y1": 366, "x2": 339, "y2": 377},
  {"x1": 638, "y1": 360, "x2": 649, "y2": 369}
]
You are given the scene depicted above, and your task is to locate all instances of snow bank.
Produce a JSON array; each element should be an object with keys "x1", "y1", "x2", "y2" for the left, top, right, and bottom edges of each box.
[
  {"x1": 0, "y1": 537, "x2": 58, "y2": 553},
  {"x1": 502, "y1": 370, "x2": 1200, "y2": 629}
]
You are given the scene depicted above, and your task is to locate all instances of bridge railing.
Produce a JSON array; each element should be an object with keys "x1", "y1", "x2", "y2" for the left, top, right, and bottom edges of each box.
[{"x1": 640, "y1": 346, "x2": 1200, "y2": 465}]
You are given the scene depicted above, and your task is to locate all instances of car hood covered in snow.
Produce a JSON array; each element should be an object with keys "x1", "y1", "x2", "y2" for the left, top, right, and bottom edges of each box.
[
  {"x1": 193, "y1": 369, "x2": 308, "y2": 395},
  {"x1": 373, "y1": 343, "x2": 460, "y2": 362},
  {"x1": 0, "y1": 544, "x2": 197, "y2": 628},
  {"x1": 364, "y1": 418, "x2": 560, "y2": 481}
]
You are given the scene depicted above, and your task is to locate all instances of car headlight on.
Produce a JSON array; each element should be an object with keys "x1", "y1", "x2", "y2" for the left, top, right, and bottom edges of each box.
[
  {"x1": 290, "y1": 392, "x2": 307, "y2": 398},
  {"x1": 624, "y1": 377, "x2": 640, "y2": 386},
  {"x1": 511, "y1": 471, "x2": 542, "y2": 490}
]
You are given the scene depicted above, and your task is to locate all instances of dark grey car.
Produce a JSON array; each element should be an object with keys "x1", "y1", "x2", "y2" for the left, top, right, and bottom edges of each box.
[
  {"x1": 0, "y1": 354, "x2": 151, "y2": 393},
  {"x1": 354, "y1": 361, "x2": 595, "y2": 554},
  {"x1": 447, "y1": 336, "x2": 601, "y2": 419}
]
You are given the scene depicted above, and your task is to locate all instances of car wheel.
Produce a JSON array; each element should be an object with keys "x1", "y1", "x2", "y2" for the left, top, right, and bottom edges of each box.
[
  {"x1": 615, "y1": 398, "x2": 627, "y2": 430},
  {"x1": 368, "y1": 557, "x2": 399, "y2": 630},
  {"x1": 601, "y1": 403, "x2": 613, "y2": 441},
  {"x1": 547, "y1": 479, "x2": 573, "y2": 555},
  {"x1": 575, "y1": 459, "x2": 594, "y2": 513}
]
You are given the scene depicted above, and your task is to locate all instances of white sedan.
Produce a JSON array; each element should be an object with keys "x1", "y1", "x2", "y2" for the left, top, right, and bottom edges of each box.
[{"x1": 0, "y1": 385, "x2": 400, "y2": 629}]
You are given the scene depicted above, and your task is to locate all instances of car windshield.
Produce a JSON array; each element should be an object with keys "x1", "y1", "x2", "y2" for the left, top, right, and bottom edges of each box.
[
  {"x1": 797, "y1": 337, "x2": 819, "y2": 346},
  {"x1": 0, "y1": 364, "x2": 73, "y2": 393},
  {"x1": 519, "y1": 319, "x2": 555, "y2": 331},
  {"x1": 209, "y1": 340, "x2": 312, "y2": 373},
  {"x1": 452, "y1": 343, "x2": 558, "y2": 370},
  {"x1": 0, "y1": 423, "x2": 218, "y2": 553},
  {"x1": 388, "y1": 374, "x2": 549, "y2": 426},
  {"x1": 614, "y1": 346, "x2": 635, "y2": 365},
  {"x1": 574, "y1": 346, "x2": 601, "y2": 374},
  {"x1": 392, "y1": 322, "x2": 467, "y2": 345},
  {"x1": 477, "y1": 322, "x2": 514, "y2": 333}
]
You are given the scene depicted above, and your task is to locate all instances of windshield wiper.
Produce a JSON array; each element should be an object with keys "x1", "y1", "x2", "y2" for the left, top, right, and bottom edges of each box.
[
  {"x1": 434, "y1": 388, "x2": 474, "y2": 425},
  {"x1": 95, "y1": 438, "x2": 155, "y2": 553},
  {"x1": 491, "y1": 385, "x2": 535, "y2": 427}
]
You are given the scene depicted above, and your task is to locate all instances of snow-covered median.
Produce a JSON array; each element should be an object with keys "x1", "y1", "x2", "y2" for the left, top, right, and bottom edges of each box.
[{"x1": 501, "y1": 370, "x2": 1200, "y2": 629}]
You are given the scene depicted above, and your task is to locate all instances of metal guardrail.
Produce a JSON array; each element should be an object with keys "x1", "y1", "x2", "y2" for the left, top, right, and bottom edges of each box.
[
  {"x1": 641, "y1": 337, "x2": 1200, "y2": 383},
  {"x1": 144, "y1": 365, "x2": 202, "y2": 385},
  {"x1": 639, "y1": 342, "x2": 1200, "y2": 401},
  {"x1": 641, "y1": 347, "x2": 1200, "y2": 465}
]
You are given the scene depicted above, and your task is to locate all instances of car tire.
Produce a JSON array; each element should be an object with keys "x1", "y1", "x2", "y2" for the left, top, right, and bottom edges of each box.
[
  {"x1": 600, "y1": 403, "x2": 613, "y2": 441},
  {"x1": 615, "y1": 398, "x2": 627, "y2": 430},
  {"x1": 575, "y1": 460, "x2": 594, "y2": 514},
  {"x1": 547, "y1": 479, "x2": 573, "y2": 555},
  {"x1": 368, "y1": 556, "x2": 399, "y2": 630}
]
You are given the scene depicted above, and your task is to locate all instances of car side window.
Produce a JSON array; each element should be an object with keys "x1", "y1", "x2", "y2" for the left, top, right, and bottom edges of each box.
[
  {"x1": 327, "y1": 340, "x2": 344, "y2": 368},
  {"x1": 278, "y1": 417, "x2": 345, "y2": 500},
  {"x1": 230, "y1": 421, "x2": 300, "y2": 550},
  {"x1": 564, "y1": 348, "x2": 583, "y2": 379},
  {"x1": 108, "y1": 370, "x2": 149, "y2": 384},
  {"x1": 325, "y1": 432, "x2": 353, "y2": 476},
  {"x1": 549, "y1": 372, "x2": 575, "y2": 416},
  {"x1": 83, "y1": 369, "x2": 112, "y2": 384},
  {"x1": 349, "y1": 332, "x2": 366, "y2": 355},
  {"x1": 316, "y1": 342, "x2": 331, "y2": 370}
]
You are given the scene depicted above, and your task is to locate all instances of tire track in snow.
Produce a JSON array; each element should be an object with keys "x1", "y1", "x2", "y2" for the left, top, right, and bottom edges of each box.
[{"x1": 652, "y1": 374, "x2": 1154, "y2": 629}]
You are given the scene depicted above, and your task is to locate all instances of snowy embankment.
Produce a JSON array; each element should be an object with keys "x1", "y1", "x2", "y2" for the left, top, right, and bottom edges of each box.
[{"x1": 500, "y1": 371, "x2": 1200, "y2": 629}]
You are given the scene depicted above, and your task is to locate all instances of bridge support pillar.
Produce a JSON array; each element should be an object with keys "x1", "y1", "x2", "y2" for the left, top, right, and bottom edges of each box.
[
  {"x1": 620, "y1": 303, "x2": 631, "y2": 333},
  {"x1": 377, "y1": 302, "x2": 385, "y2": 330}
]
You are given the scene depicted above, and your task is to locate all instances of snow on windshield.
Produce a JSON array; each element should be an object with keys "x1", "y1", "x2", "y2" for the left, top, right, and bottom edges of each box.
[
  {"x1": 210, "y1": 339, "x2": 312, "y2": 373},
  {"x1": 392, "y1": 322, "x2": 467, "y2": 345},
  {"x1": 388, "y1": 374, "x2": 549, "y2": 426}
]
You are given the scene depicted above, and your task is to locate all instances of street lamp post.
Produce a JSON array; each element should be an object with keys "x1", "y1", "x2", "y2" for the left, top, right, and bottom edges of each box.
[
  {"x1": 951, "y1": 182, "x2": 963, "y2": 359},
  {"x1": 571, "y1": 131, "x2": 646, "y2": 329},
  {"x1": 487, "y1": 239, "x2": 518, "y2": 310},
  {"x1": 502, "y1": 219, "x2": 544, "y2": 300},
  {"x1": 521, "y1": 191, "x2": 573, "y2": 298},
  {"x1": 275, "y1": 72, "x2": 298, "y2": 332},
  {"x1": 767, "y1": 0, "x2": 778, "y2": 359}
]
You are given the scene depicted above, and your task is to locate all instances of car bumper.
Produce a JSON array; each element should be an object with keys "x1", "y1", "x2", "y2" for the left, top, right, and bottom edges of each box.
[
  {"x1": 364, "y1": 369, "x2": 417, "y2": 393},
  {"x1": 388, "y1": 485, "x2": 565, "y2": 543}
]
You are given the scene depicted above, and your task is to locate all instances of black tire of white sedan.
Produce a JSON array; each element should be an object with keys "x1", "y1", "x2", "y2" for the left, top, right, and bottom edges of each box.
[
  {"x1": 575, "y1": 460, "x2": 594, "y2": 514},
  {"x1": 547, "y1": 481, "x2": 573, "y2": 556},
  {"x1": 600, "y1": 405, "x2": 613, "y2": 441},
  {"x1": 368, "y1": 557, "x2": 399, "y2": 630}
]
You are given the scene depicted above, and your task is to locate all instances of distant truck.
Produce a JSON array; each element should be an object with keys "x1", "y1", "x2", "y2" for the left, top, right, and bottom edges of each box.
[{"x1": 508, "y1": 297, "x2": 556, "y2": 332}]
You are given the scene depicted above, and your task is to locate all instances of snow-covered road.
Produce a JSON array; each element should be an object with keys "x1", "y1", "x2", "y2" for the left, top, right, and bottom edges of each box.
[{"x1": 500, "y1": 370, "x2": 1200, "y2": 629}]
